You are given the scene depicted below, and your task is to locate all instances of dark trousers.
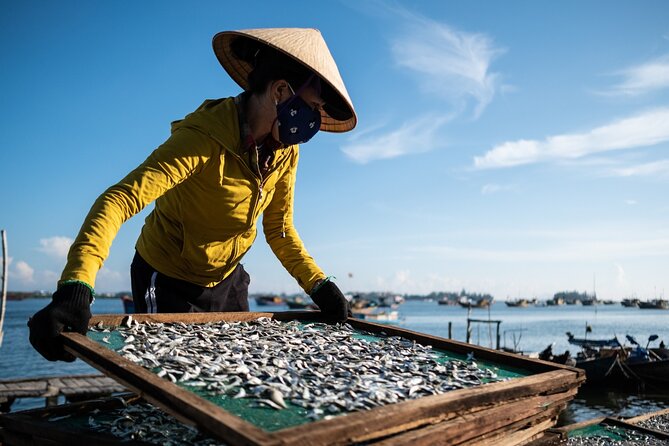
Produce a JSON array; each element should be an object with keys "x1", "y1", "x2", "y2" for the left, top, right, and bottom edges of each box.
[{"x1": 130, "y1": 251, "x2": 250, "y2": 313}]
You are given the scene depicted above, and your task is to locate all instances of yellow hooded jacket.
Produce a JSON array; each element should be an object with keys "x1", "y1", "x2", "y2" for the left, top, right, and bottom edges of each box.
[{"x1": 60, "y1": 97, "x2": 326, "y2": 293}]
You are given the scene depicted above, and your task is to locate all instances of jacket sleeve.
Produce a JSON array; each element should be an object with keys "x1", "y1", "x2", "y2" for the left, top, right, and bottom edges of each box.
[
  {"x1": 263, "y1": 148, "x2": 326, "y2": 293},
  {"x1": 60, "y1": 128, "x2": 217, "y2": 288}
]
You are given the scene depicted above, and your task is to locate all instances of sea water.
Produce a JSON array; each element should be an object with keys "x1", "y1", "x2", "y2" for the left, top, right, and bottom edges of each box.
[{"x1": 1, "y1": 298, "x2": 667, "y2": 422}]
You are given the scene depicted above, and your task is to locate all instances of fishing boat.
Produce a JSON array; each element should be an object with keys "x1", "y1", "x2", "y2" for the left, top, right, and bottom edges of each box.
[
  {"x1": 284, "y1": 296, "x2": 318, "y2": 310},
  {"x1": 621, "y1": 297, "x2": 639, "y2": 307},
  {"x1": 457, "y1": 297, "x2": 492, "y2": 309},
  {"x1": 119, "y1": 293, "x2": 134, "y2": 314},
  {"x1": 638, "y1": 299, "x2": 669, "y2": 309},
  {"x1": 564, "y1": 332, "x2": 669, "y2": 386},
  {"x1": 566, "y1": 331, "x2": 621, "y2": 349},
  {"x1": 546, "y1": 296, "x2": 565, "y2": 306},
  {"x1": 505, "y1": 298, "x2": 530, "y2": 307},
  {"x1": 622, "y1": 335, "x2": 669, "y2": 385},
  {"x1": 254, "y1": 295, "x2": 284, "y2": 306},
  {"x1": 351, "y1": 307, "x2": 399, "y2": 321},
  {"x1": 575, "y1": 354, "x2": 628, "y2": 382}
]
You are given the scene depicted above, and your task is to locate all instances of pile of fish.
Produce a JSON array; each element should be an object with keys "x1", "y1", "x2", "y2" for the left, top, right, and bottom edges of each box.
[
  {"x1": 92, "y1": 317, "x2": 503, "y2": 419},
  {"x1": 563, "y1": 426, "x2": 669, "y2": 446},
  {"x1": 86, "y1": 399, "x2": 225, "y2": 445},
  {"x1": 638, "y1": 414, "x2": 669, "y2": 434}
]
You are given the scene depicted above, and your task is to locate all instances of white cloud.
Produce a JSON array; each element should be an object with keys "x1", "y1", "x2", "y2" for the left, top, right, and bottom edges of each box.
[
  {"x1": 625, "y1": 199, "x2": 638, "y2": 205},
  {"x1": 601, "y1": 54, "x2": 669, "y2": 96},
  {"x1": 610, "y1": 159, "x2": 669, "y2": 177},
  {"x1": 95, "y1": 267, "x2": 126, "y2": 292},
  {"x1": 341, "y1": 114, "x2": 451, "y2": 163},
  {"x1": 474, "y1": 108, "x2": 669, "y2": 169},
  {"x1": 38, "y1": 236, "x2": 73, "y2": 259},
  {"x1": 390, "y1": 10, "x2": 505, "y2": 118},
  {"x1": 13, "y1": 261, "x2": 35, "y2": 283}
]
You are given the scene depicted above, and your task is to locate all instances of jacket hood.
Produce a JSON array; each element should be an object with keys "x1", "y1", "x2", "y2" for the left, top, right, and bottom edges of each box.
[{"x1": 171, "y1": 98, "x2": 241, "y2": 152}]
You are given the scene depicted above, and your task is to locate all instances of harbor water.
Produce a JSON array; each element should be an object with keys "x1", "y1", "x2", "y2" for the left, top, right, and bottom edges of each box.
[{"x1": 1, "y1": 298, "x2": 667, "y2": 423}]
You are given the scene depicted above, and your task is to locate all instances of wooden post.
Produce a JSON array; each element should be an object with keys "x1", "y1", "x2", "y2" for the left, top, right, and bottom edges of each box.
[
  {"x1": 0, "y1": 229, "x2": 7, "y2": 347},
  {"x1": 466, "y1": 319, "x2": 471, "y2": 344},
  {"x1": 448, "y1": 321, "x2": 452, "y2": 339}
]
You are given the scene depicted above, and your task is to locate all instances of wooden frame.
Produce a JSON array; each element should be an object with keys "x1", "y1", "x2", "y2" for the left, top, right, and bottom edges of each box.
[
  {"x1": 60, "y1": 312, "x2": 584, "y2": 446},
  {"x1": 547, "y1": 415, "x2": 669, "y2": 442},
  {"x1": 624, "y1": 407, "x2": 669, "y2": 425},
  {"x1": 0, "y1": 394, "x2": 149, "y2": 446}
]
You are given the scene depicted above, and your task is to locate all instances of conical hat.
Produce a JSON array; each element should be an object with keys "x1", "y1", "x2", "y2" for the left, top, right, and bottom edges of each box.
[{"x1": 213, "y1": 28, "x2": 356, "y2": 133}]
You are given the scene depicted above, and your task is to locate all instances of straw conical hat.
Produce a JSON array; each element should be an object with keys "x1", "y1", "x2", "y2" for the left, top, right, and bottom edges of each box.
[{"x1": 213, "y1": 28, "x2": 356, "y2": 133}]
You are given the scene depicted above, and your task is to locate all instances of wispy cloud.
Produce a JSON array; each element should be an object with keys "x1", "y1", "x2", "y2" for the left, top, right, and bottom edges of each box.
[
  {"x1": 481, "y1": 183, "x2": 514, "y2": 195},
  {"x1": 474, "y1": 108, "x2": 669, "y2": 169},
  {"x1": 38, "y1": 236, "x2": 73, "y2": 259},
  {"x1": 601, "y1": 54, "x2": 669, "y2": 96},
  {"x1": 390, "y1": 8, "x2": 505, "y2": 118},
  {"x1": 625, "y1": 199, "x2": 638, "y2": 205},
  {"x1": 341, "y1": 114, "x2": 451, "y2": 163},
  {"x1": 609, "y1": 159, "x2": 669, "y2": 177},
  {"x1": 412, "y1": 236, "x2": 669, "y2": 262}
]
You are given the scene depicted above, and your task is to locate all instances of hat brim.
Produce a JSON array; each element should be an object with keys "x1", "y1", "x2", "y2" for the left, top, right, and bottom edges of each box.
[{"x1": 213, "y1": 29, "x2": 357, "y2": 133}]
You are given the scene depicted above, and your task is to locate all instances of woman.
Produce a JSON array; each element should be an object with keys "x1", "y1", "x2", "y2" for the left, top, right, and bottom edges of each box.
[{"x1": 29, "y1": 28, "x2": 356, "y2": 362}]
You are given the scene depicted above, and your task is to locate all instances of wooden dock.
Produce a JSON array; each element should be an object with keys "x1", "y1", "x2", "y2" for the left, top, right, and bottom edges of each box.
[{"x1": 0, "y1": 374, "x2": 127, "y2": 412}]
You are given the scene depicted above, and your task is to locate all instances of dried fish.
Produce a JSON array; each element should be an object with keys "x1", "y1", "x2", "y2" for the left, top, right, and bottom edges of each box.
[
  {"x1": 638, "y1": 414, "x2": 669, "y2": 434},
  {"x1": 87, "y1": 401, "x2": 225, "y2": 445},
  {"x1": 563, "y1": 422, "x2": 669, "y2": 446},
  {"x1": 91, "y1": 318, "x2": 508, "y2": 421}
]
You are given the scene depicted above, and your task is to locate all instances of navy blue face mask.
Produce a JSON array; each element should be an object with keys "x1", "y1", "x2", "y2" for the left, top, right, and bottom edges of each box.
[{"x1": 275, "y1": 83, "x2": 322, "y2": 145}]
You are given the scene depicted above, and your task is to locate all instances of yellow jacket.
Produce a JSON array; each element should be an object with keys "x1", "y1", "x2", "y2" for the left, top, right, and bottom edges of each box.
[{"x1": 60, "y1": 97, "x2": 325, "y2": 292}]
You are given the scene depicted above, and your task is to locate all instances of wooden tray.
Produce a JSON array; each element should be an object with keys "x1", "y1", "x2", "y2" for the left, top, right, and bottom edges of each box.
[
  {"x1": 0, "y1": 394, "x2": 149, "y2": 446},
  {"x1": 546, "y1": 415, "x2": 669, "y2": 443},
  {"x1": 60, "y1": 312, "x2": 585, "y2": 446},
  {"x1": 625, "y1": 407, "x2": 669, "y2": 426}
]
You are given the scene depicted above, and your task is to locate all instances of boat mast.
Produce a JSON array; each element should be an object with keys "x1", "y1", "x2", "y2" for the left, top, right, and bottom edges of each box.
[{"x1": 0, "y1": 229, "x2": 7, "y2": 347}]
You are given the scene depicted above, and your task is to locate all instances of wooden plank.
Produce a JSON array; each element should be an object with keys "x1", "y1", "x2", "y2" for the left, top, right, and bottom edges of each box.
[
  {"x1": 62, "y1": 332, "x2": 278, "y2": 446},
  {"x1": 479, "y1": 418, "x2": 556, "y2": 446},
  {"x1": 625, "y1": 407, "x2": 669, "y2": 424},
  {"x1": 69, "y1": 312, "x2": 582, "y2": 446},
  {"x1": 274, "y1": 374, "x2": 578, "y2": 445},
  {"x1": 600, "y1": 417, "x2": 669, "y2": 440},
  {"x1": 369, "y1": 390, "x2": 572, "y2": 446},
  {"x1": 459, "y1": 398, "x2": 567, "y2": 446},
  {"x1": 552, "y1": 416, "x2": 669, "y2": 441},
  {"x1": 548, "y1": 416, "x2": 606, "y2": 435},
  {"x1": 523, "y1": 432, "x2": 562, "y2": 446}
]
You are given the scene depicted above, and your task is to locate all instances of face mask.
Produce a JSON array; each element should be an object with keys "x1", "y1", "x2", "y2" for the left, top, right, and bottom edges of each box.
[{"x1": 275, "y1": 90, "x2": 322, "y2": 145}]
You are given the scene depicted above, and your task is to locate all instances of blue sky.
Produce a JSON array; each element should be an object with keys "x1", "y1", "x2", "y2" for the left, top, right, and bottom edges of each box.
[{"x1": 2, "y1": 1, "x2": 669, "y2": 300}]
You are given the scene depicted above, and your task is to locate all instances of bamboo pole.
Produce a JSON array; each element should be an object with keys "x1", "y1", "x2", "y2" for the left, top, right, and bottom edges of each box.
[{"x1": 0, "y1": 229, "x2": 7, "y2": 347}]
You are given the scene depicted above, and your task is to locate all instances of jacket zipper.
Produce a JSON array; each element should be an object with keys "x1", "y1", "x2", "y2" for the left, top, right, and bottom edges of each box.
[{"x1": 223, "y1": 145, "x2": 287, "y2": 223}]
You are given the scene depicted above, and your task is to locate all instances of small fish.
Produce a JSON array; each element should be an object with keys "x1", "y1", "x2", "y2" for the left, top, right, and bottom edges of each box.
[
  {"x1": 121, "y1": 315, "x2": 133, "y2": 328},
  {"x1": 267, "y1": 388, "x2": 287, "y2": 409}
]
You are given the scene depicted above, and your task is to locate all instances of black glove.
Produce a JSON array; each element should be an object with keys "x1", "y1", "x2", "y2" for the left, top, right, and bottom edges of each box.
[
  {"x1": 310, "y1": 280, "x2": 351, "y2": 323},
  {"x1": 28, "y1": 282, "x2": 93, "y2": 362}
]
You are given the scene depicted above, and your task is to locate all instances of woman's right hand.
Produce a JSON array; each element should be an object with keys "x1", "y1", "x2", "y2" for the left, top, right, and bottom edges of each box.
[{"x1": 28, "y1": 282, "x2": 93, "y2": 362}]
